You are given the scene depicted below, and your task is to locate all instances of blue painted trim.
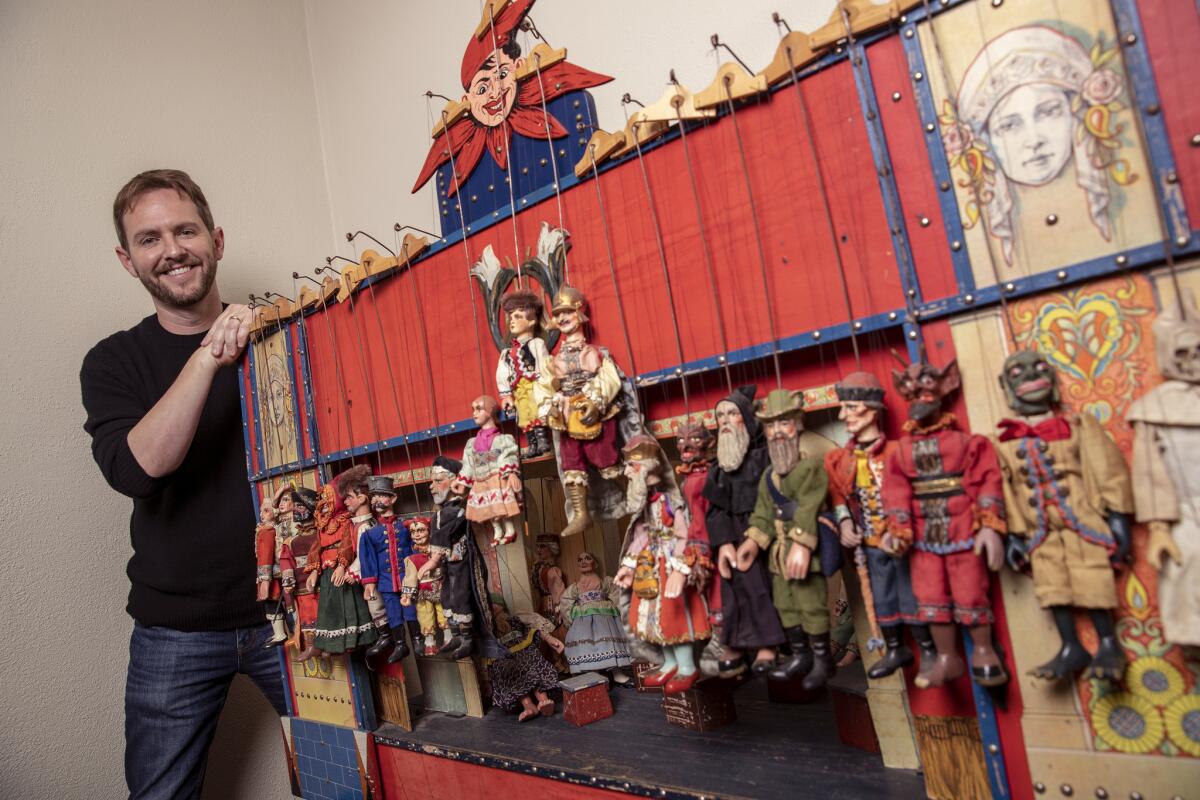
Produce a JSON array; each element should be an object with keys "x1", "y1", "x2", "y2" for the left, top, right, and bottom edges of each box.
[
  {"x1": 962, "y1": 628, "x2": 1012, "y2": 800},
  {"x1": 277, "y1": 646, "x2": 294, "y2": 718},
  {"x1": 281, "y1": 324, "x2": 307, "y2": 474},
  {"x1": 237, "y1": 363, "x2": 260, "y2": 517},
  {"x1": 1110, "y1": 0, "x2": 1193, "y2": 245},
  {"x1": 896, "y1": 22, "x2": 976, "y2": 295},
  {"x1": 247, "y1": 347, "x2": 266, "y2": 477},
  {"x1": 345, "y1": 654, "x2": 377, "y2": 732}
]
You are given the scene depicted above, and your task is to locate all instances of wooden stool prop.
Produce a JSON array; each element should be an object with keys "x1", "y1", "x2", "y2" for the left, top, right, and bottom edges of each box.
[
  {"x1": 558, "y1": 672, "x2": 614, "y2": 727},
  {"x1": 633, "y1": 660, "x2": 663, "y2": 694},
  {"x1": 994, "y1": 351, "x2": 1134, "y2": 681},
  {"x1": 661, "y1": 677, "x2": 737, "y2": 732}
]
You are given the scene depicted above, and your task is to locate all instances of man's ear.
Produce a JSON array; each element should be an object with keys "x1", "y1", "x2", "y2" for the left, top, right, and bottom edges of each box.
[
  {"x1": 940, "y1": 359, "x2": 962, "y2": 395},
  {"x1": 212, "y1": 226, "x2": 224, "y2": 262},
  {"x1": 115, "y1": 246, "x2": 138, "y2": 279}
]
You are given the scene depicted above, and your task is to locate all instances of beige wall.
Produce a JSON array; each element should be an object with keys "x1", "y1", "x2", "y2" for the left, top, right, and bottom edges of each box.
[
  {"x1": 0, "y1": 1, "x2": 332, "y2": 797},
  {"x1": 0, "y1": 1, "x2": 840, "y2": 797}
]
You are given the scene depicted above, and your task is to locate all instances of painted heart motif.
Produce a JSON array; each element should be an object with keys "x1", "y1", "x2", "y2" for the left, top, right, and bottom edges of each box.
[{"x1": 1033, "y1": 293, "x2": 1124, "y2": 383}]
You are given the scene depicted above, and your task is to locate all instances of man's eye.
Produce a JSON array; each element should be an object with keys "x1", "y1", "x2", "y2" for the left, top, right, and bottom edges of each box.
[
  {"x1": 476, "y1": 85, "x2": 488, "y2": 95},
  {"x1": 499, "y1": 68, "x2": 509, "y2": 79}
]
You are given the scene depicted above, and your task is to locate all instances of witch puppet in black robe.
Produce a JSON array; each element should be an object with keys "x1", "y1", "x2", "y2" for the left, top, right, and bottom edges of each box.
[{"x1": 418, "y1": 455, "x2": 504, "y2": 660}]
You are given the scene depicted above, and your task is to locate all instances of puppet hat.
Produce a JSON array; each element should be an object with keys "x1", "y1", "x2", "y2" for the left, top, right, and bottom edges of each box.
[
  {"x1": 835, "y1": 372, "x2": 886, "y2": 409},
  {"x1": 431, "y1": 454, "x2": 463, "y2": 477},
  {"x1": 366, "y1": 476, "x2": 396, "y2": 496},
  {"x1": 755, "y1": 388, "x2": 805, "y2": 422}
]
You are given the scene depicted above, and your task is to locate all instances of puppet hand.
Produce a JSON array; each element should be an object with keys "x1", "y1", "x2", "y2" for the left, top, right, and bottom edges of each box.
[
  {"x1": 306, "y1": 571, "x2": 319, "y2": 590},
  {"x1": 1147, "y1": 521, "x2": 1182, "y2": 569},
  {"x1": 256, "y1": 581, "x2": 270, "y2": 602},
  {"x1": 735, "y1": 538, "x2": 761, "y2": 572},
  {"x1": 400, "y1": 594, "x2": 413, "y2": 607},
  {"x1": 363, "y1": 584, "x2": 376, "y2": 601},
  {"x1": 879, "y1": 533, "x2": 908, "y2": 557},
  {"x1": 1106, "y1": 512, "x2": 1132, "y2": 566},
  {"x1": 717, "y1": 544, "x2": 737, "y2": 580},
  {"x1": 500, "y1": 396, "x2": 515, "y2": 414},
  {"x1": 839, "y1": 519, "x2": 862, "y2": 548},
  {"x1": 417, "y1": 560, "x2": 435, "y2": 579},
  {"x1": 332, "y1": 565, "x2": 347, "y2": 587},
  {"x1": 614, "y1": 566, "x2": 634, "y2": 588},
  {"x1": 664, "y1": 570, "x2": 686, "y2": 599},
  {"x1": 1005, "y1": 535, "x2": 1030, "y2": 573},
  {"x1": 200, "y1": 303, "x2": 252, "y2": 366},
  {"x1": 578, "y1": 397, "x2": 600, "y2": 426},
  {"x1": 975, "y1": 527, "x2": 1004, "y2": 572},
  {"x1": 546, "y1": 635, "x2": 565, "y2": 654},
  {"x1": 785, "y1": 542, "x2": 811, "y2": 581}
]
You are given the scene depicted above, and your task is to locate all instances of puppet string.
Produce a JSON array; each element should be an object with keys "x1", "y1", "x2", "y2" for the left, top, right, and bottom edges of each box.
[
  {"x1": 337, "y1": 258, "x2": 387, "y2": 474},
  {"x1": 310, "y1": 277, "x2": 359, "y2": 467},
  {"x1": 483, "y1": 4, "x2": 526, "y2": 285},
  {"x1": 721, "y1": 78, "x2": 783, "y2": 388},
  {"x1": 531, "y1": 51, "x2": 571, "y2": 283},
  {"x1": 630, "y1": 120, "x2": 691, "y2": 413},
  {"x1": 249, "y1": 301, "x2": 289, "y2": 474},
  {"x1": 293, "y1": 273, "x2": 332, "y2": 484},
  {"x1": 263, "y1": 296, "x2": 307, "y2": 477},
  {"x1": 397, "y1": 241, "x2": 443, "y2": 456},
  {"x1": 672, "y1": 86, "x2": 735, "y2": 394},
  {"x1": 586, "y1": 145, "x2": 640, "y2": 382}
]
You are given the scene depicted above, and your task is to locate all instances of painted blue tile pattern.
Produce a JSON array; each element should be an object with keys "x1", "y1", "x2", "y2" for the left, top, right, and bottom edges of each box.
[{"x1": 290, "y1": 719, "x2": 365, "y2": 800}]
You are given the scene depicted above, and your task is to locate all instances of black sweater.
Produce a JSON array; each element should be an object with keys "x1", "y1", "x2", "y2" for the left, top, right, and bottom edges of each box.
[{"x1": 81, "y1": 313, "x2": 261, "y2": 630}]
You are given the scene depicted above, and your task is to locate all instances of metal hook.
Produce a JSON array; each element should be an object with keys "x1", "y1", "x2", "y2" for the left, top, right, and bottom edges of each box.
[
  {"x1": 347, "y1": 230, "x2": 396, "y2": 257},
  {"x1": 293, "y1": 272, "x2": 321, "y2": 285},
  {"x1": 710, "y1": 34, "x2": 753, "y2": 74},
  {"x1": 327, "y1": 255, "x2": 359, "y2": 267},
  {"x1": 620, "y1": 93, "x2": 644, "y2": 108},
  {"x1": 772, "y1": 12, "x2": 792, "y2": 34},
  {"x1": 425, "y1": 90, "x2": 456, "y2": 104},
  {"x1": 315, "y1": 265, "x2": 341, "y2": 277},
  {"x1": 518, "y1": 14, "x2": 544, "y2": 41},
  {"x1": 393, "y1": 223, "x2": 440, "y2": 240},
  {"x1": 264, "y1": 291, "x2": 295, "y2": 303}
]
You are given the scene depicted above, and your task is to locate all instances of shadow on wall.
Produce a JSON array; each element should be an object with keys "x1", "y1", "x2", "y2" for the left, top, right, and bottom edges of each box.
[{"x1": 201, "y1": 676, "x2": 291, "y2": 800}]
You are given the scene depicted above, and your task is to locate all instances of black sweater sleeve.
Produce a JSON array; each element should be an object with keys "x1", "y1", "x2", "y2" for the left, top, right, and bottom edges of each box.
[{"x1": 80, "y1": 340, "x2": 167, "y2": 500}]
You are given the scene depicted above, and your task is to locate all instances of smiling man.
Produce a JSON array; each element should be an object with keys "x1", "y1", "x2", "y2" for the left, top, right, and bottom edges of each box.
[{"x1": 80, "y1": 169, "x2": 286, "y2": 800}]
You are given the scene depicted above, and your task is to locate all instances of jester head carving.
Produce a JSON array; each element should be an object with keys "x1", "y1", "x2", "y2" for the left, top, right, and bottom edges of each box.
[
  {"x1": 892, "y1": 359, "x2": 960, "y2": 425},
  {"x1": 999, "y1": 350, "x2": 1059, "y2": 416}
]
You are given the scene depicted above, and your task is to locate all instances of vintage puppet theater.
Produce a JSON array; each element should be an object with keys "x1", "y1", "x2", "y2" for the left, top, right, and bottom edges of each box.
[{"x1": 238, "y1": 1, "x2": 1200, "y2": 798}]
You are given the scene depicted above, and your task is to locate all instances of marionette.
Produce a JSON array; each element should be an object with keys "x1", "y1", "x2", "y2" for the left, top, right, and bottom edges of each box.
[
  {"x1": 704, "y1": 386, "x2": 786, "y2": 679},
  {"x1": 459, "y1": 395, "x2": 523, "y2": 547},
  {"x1": 286, "y1": 486, "x2": 321, "y2": 653},
  {"x1": 419, "y1": 455, "x2": 502, "y2": 660},
  {"x1": 676, "y1": 422, "x2": 721, "y2": 625},
  {"x1": 883, "y1": 359, "x2": 1008, "y2": 688},
  {"x1": 825, "y1": 372, "x2": 933, "y2": 680},
  {"x1": 298, "y1": 467, "x2": 379, "y2": 659},
  {"x1": 558, "y1": 550, "x2": 633, "y2": 684},
  {"x1": 400, "y1": 517, "x2": 450, "y2": 656},
  {"x1": 530, "y1": 534, "x2": 566, "y2": 621},
  {"x1": 993, "y1": 351, "x2": 1134, "y2": 680},
  {"x1": 255, "y1": 499, "x2": 295, "y2": 648},
  {"x1": 487, "y1": 601, "x2": 565, "y2": 722},
  {"x1": 738, "y1": 390, "x2": 835, "y2": 690},
  {"x1": 341, "y1": 469, "x2": 395, "y2": 651},
  {"x1": 534, "y1": 286, "x2": 642, "y2": 537},
  {"x1": 497, "y1": 290, "x2": 553, "y2": 458},
  {"x1": 359, "y1": 476, "x2": 420, "y2": 664},
  {"x1": 1128, "y1": 295, "x2": 1200, "y2": 647},
  {"x1": 614, "y1": 434, "x2": 712, "y2": 695}
]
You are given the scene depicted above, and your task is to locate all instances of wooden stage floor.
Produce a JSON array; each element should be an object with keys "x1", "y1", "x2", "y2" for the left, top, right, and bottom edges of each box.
[{"x1": 374, "y1": 673, "x2": 927, "y2": 799}]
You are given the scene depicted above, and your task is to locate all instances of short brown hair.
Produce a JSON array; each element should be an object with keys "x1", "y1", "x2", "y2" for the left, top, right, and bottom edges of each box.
[
  {"x1": 500, "y1": 290, "x2": 544, "y2": 324},
  {"x1": 113, "y1": 169, "x2": 214, "y2": 249}
]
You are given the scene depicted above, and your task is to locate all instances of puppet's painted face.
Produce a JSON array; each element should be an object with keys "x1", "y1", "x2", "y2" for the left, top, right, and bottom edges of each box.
[
  {"x1": 260, "y1": 503, "x2": 276, "y2": 524},
  {"x1": 430, "y1": 474, "x2": 454, "y2": 505},
  {"x1": 507, "y1": 307, "x2": 538, "y2": 338},
  {"x1": 893, "y1": 362, "x2": 960, "y2": 424},
  {"x1": 276, "y1": 493, "x2": 294, "y2": 516},
  {"x1": 471, "y1": 398, "x2": 493, "y2": 428},
  {"x1": 409, "y1": 522, "x2": 429, "y2": 546},
  {"x1": 577, "y1": 552, "x2": 597, "y2": 574},
  {"x1": 1168, "y1": 329, "x2": 1200, "y2": 383},
  {"x1": 345, "y1": 489, "x2": 369, "y2": 514},
  {"x1": 987, "y1": 84, "x2": 1075, "y2": 187},
  {"x1": 764, "y1": 417, "x2": 799, "y2": 442},
  {"x1": 714, "y1": 402, "x2": 743, "y2": 434},
  {"x1": 369, "y1": 492, "x2": 396, "y2": 516},
  {"x1": 676, "y1": 423, "x2": 714, "y2": 465},
  {"x1": 1000, "y1": 351, "x2": 1059, "y2": 415},
  {"x1": 465, "y1": 48, "x2": 523, "y2": 128},
  {"x1": 553, "y1": 307, "x2": 581, "y2": 336},
  {"x1": 838, "y1": 401, "x2": 879, "y2": 440},
  {"x1": 623, "y1": 455, "x2": 661, "y2": 487}
]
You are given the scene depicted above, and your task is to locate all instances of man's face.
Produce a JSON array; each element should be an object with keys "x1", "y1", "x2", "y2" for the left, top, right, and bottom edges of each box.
[
  {"x1": 838, "y1": 401, "x2": 878, "y2": 440},
  {"x1": 409, "y1": 522, "x2": 429, "y2": 546},
  {"x1": 369, "y1": 492, "x2": 395, "y2": 516},
  {"x1": 345, "y1": 489, "x2": 369, "y2": 514},
  {"x1": 464, "y1": 48, "x2": 522, "y2": 128},
  {"x1": 116, "y1": 188, "x2": 223, "y2": 310},
  {"x1": 987, "y1": 84, "x2": 1074, "y2": 187},
  {"x1": 1001, "y1": 351, "x2": 1058, "y2": 414},
  {"x1": 676, "y1": 424, "x2": 713, "y2": 465},
  {"x1": 276, "y1": 493, "x2": 294, "y2": 517},
  {"x1": 508, "y1": 308, "x2": 537, "y2": 338},
  {"x1": 765, "y1": 417, "x2": 798, "y2": 442},
  {"x1": 430, "y1": 475, "x2": 453, "y2": 505},
  {"x1": 715, "y1": 402, "x2": 743, "y2": 434},
  {"x1": 553, "y1": 308, "x2": 581, "y2": 336}
]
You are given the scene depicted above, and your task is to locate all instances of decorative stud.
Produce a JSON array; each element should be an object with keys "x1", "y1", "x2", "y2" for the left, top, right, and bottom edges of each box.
[
  {"x1": 991, "y1": 0, "x2": 1003, "y2": 6},
  {"x1": 1124, "y1": 33, "x2": 1137, "y2": 45},
  {"x1": 1166, "y1": 170, "x2": 1178, "y2": 184},
  {"x1": 718, "y1": 355, "x2": 727, "y2": 364},
  {"x1": 987, "y1": 743, "x2": 999, "y2": 754},
  {"x1": 539, "y1": 158, "x2": 548, "y2": 167},
  {"x1": 1095, "y1": 790, "x2": 1108, "y2": 800},
  {"x1": 951, "y1": 240, "x2": 962, "y2": 251},
  {"x1": 493, "y1": 211, "x2": 499, "y2": 218},
  {"x1": 900, "y1": 15, "x2": 907, "y2": 23},
  {"x1": 1177, "y1": 234, "x2": 1190, "y2": 247},
  {"x1": 488, "y1": 184, "x2": 494, "y2": 192},
  {"x1": 1116, "y1": 254, "x2": 1129, "y2": 266},
  {"x1": 521, "y1": 167, "x2": 529, "y2": 175},
  {"x1": 866, "y1": 109, "x2": 877, "y2": 121},
  {"x1": 575, "y1": 113, "x2": 583, "y2": 121},
  {"x1": 1056, "y1": 270, "x2": 1068, "y2": 281},
  {"x1": 892, "y1": 91, "x2": 902, "y2": 102},
  {"x1": 1129, "y1": 791, "x2": 1144, "y2": 800},
  {"x1": 1034, "y1": 784, "x2": 1046, "y2": 795},
  {"x1": 920, "y1": 216, "x2": 931, "y2": 227},
  {"x1": 674, "y1": 367, "x2": 684, "y2": 376},
  {"x1": 470, "y1": 194, "x2": 478, "y2": 202},
  {"x1": 853, "y1": 321, "x2": 863, "y2": 330},
  {"x1": 964, "y1": 293, "x2": 975, "y2": 304},
  {"x1": 1192, "y1": 133, "x2": 1200, "y2": 147},
  {"x1": 926, "y1": 122, "x2": 936, "y2": 132},
  {"x1": 907, "y1": 288, "x2": 917, "y2": 298},
  {"x1": 940, "y1": 181, "x2": 951, "y2": 191},
  {"x1": 521, "y1": 198, "x2": 528, "y2": 205},
  {"x1": 579, "y1": 137, "x2": 587, "y2": 146},
  {"x1": 1004, "y1": 282, "x2": 1016, "y2": 293},
  {"x1": 812, "y1": 331, "x2": 822, "y2": 340},
  {"x1": 1146, "y1": 103, "x2": 1160, "y2": 115},
  {"x1": 905, "y1": 28, "x2": 914, "y2": 39},
  {"x1": 908, "y1": 330, "x2": 918, "y2": 339},
  {"x1": 888, "y1": 312, "x2": 899, "y2": 321},
  {"x1": 913, "y1": 72, "x2": 924, "y2": 82},
  {"x1": 1046, "y1": 213, "x2": 1058, "y2": 225},
  {"x1": 940, "y1": 0, "x2": 949, "y2": 6}
]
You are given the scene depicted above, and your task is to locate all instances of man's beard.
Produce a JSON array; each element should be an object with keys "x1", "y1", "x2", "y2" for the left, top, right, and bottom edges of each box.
[
  {"x1": 768, "y1": 435, "x2": 799, "y2": 476},
  {"x1": 139, "y1": 260, "x2": 216, "y2": 308},
  {"x1": 716, "y1": 425, "x2": 750, "y2": 472},
  {"x1": 431, "y1": 486, "x2": 450, "y2": 506},
  {"x1": 625, "y1": 470, "x2": 650, "y2": 515},
  {"x1": 371, "y1": 500, "x2": 392, "y2": 515},
  {"x1": 907, "y1": 401, "x2": 941, "y2": 424}
]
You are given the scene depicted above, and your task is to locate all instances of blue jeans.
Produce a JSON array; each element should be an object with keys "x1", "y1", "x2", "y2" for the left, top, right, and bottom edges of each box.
[{"x1": 125, "y1": 622, "x2": 288, "y2": 800}]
